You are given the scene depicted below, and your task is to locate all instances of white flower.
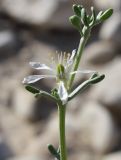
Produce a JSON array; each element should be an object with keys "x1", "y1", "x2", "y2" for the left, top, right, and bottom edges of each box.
[{"x1": 23, "y1": 50, "x2": 95, "y2": 104}]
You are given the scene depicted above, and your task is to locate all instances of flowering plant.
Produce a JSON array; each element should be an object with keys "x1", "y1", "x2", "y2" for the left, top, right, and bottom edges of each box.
[{"x1": 23, "y1": 4, "x2": 113, "y2": 160}]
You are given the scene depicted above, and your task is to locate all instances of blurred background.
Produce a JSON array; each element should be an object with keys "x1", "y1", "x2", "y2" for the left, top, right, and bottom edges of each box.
[{"x1": 0, "y1": 0, "x2": 121, "y2": 160}]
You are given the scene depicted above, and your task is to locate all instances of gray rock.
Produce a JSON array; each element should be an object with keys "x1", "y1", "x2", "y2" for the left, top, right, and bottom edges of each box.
[
  {"x1": 0, "y1": 0, "x2": 93, "y2": 29},
  {"x1": 0, "y1": 106, "x2": 35, "y2": 155},
  {"x1": 90, "y1": 58, "x2": 121, "y2": 124},
  {"x1": 12, "y1": 85, "x2": 56, "y2": 121},
  {"x1": 0, "y1": 139, "x2": 13, "y2": 160},
  {"x1": 83, "y1": 41, "x2": 117, "y2": 65},
  {"x1": 99, "y1": 13, "x2": 121, "y2": 48},
  {"x1": 0, "y1": 30, "x2": 19, "y2": 59},
  {"x1": 78, "y1": 101, "x2": 119, "y2": 154},
  {"x1": 102, "y1": 152, "x2": 121, "y2": 160}
]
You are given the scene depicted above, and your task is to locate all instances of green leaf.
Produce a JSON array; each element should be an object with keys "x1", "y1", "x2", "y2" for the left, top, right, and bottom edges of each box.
[
  {"x1": 25, "y1": 85, "x2": 40, "y2": 94},
  {"x1": 48, "y1": 144, "x2": 60, "y2": 160},
  {"x1": 81, "y1": 8, "x2": 88, "y2": 26},
  {"x1": 90, "y1": 6, "x2": 96, "y2": 26},
  {"x1": 69, "y1": 15, "x2": 82, "y2": 35},
  {"x1": 72, "y1": 4, "x2": 81, "y2": 17},
  {"x1": 68, "y1": 74, "x2": 105, "y2": 101},
  {"x1": 90, "y1": 73, "x2": 99, "y2": 79},
  {"x1": 99, "y1": 8, "x2": 113, "y2": 21},
  {"x1": 69, "y1": 15, "x2": 81, "y2": 29},
  {"x1": 35, "y1": 91, "x2": 59, "y2": 102},
  {"x1": 78, "y1": 5, "x2": 83, "y2": 10},
  {"x1": 90, "y1": 74, "x2": 105, "y2": 84},
  {"x1": 96, "y1": 11, "x2": 103, "y2": 20}
]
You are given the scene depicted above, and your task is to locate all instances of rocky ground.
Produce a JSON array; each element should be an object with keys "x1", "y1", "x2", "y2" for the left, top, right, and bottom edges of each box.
[{"x1": 0, "y1": 0, "x2": 121, "y2": 160}]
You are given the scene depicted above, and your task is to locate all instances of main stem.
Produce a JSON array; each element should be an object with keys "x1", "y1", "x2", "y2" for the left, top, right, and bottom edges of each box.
[
  {"x1": 68, "y1": 27, "x2": 91, "y2": 90},
  {"x1": 58, "y1": 104, "x2": 67, "y2": 160}
]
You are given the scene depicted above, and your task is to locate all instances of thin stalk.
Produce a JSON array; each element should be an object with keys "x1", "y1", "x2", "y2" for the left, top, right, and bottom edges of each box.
[
  {"x1": 58, "y1": 104, "x2": 67, "y2": 160},
  {"x1": 68, "y1": 28, "x2": 91, "y2": 90}
]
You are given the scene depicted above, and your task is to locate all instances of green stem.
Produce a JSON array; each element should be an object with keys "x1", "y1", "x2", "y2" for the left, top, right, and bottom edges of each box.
[
  {"x1": 68, "y1": 27, "x2": 91, "y2": 90},
  {"x1": 58, "y1": 104, "x2": 67, "y2": 160}
]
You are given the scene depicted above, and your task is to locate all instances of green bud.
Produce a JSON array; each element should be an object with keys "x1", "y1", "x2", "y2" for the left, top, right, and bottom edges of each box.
[
  {"x1": 72, "y1": 4, "x2": 81, "y2": 17},
  {"x1": 69, "y1": 15, "x2": 81, "y2": 31},
  {"x1": 81, "y1": 8, "x2": 88, "y2": 26},
  {"x1": 25, "y1": 85, "x2": 40, "y2": 94},
  {"x1": 99, "y1": 8, "x2": 113, "y2": 21}
]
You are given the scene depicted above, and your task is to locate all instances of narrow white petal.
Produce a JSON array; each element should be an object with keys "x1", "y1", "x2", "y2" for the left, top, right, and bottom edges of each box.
[
  {"x1": 70, "y1": 49, "x2": 76, "y2": 61},
  {"x1": 70, "y1": 70, "x2": 96, "y2": 75},
  {"x1": 58, "y1": 81, "x2": 68, "y2": 105},
  {"x1": 29, "y1": 62, "x2": 52, "y2": 70},
  {"x1": 22, "y1": 75, "x2": 56, "y2": 84},
  {"x1": 66, "y1": 49, "x2": 76, "y2": 67}
]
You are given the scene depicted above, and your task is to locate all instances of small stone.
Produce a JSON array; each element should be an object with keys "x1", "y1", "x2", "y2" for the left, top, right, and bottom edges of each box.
[
  {"x1": 83, "y1": 41, "x2": 117, "y2": 65},
  {"x1": 99, "y1": 13, "x2": 121, "y2": 48}
]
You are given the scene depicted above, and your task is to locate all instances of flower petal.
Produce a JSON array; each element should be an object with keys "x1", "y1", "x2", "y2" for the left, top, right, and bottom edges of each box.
[
  {"x1": 29, "y1": 62, "x2": 52, "y2": 70},
  {"x1": 70, "y1": 49, "x2": 76, "y2": 61},
  {"x1": 22, "y1": 75, "x2": 56, "y2": 84},
  {"x1": 70, "y1": 70, "x2": 96, "y2": 75},
  {"x1": 67, "y1": 49, "x2": 76, "y2": 64},
  {"x1": 66, "y1": 49, "x2": 76, "y2": 69},
  {"x1": 58, "y1": 81, "x2": 68, "y2": 105}
]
